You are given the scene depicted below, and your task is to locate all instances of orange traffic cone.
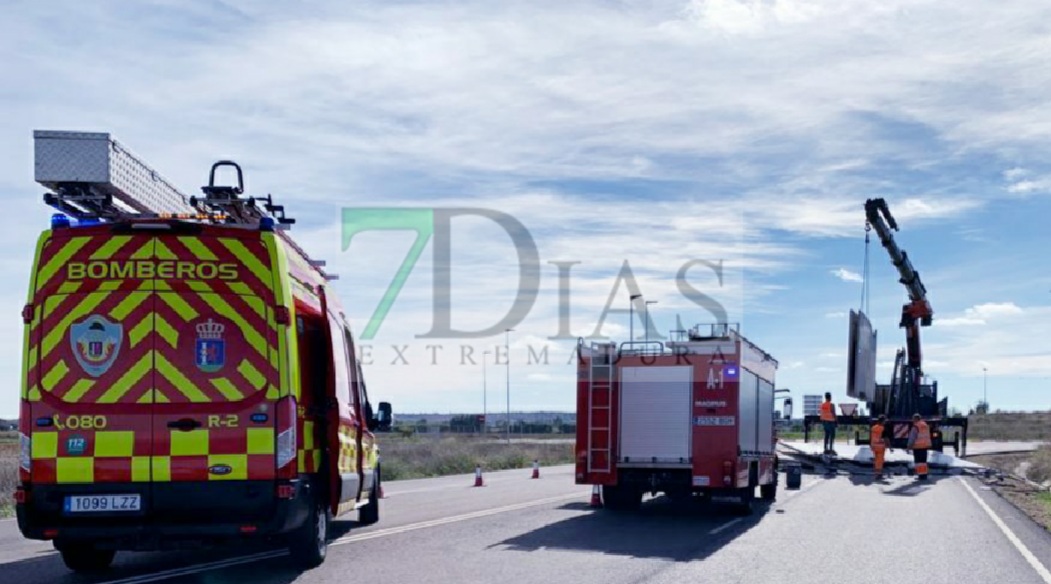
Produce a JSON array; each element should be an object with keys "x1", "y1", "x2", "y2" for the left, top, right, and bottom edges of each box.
[
  {"x1": 531, "y1": 460, "x2": 540, "y2": 479},
  {"x1": 589, "y1": 485, "x2": 602, "y2": 508},
  {"x1": 474, "y1": 465, "x2": 484, "y2": 487}
]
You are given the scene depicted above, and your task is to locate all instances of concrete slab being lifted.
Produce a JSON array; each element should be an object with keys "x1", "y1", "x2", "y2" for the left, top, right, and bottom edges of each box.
[{"x1": 776, "y1": 440, "x2": 985, "y2": 470}]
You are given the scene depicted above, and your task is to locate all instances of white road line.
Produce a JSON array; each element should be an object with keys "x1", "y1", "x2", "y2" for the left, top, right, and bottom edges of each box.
[
  {"x1": 708, "y1": 518, "x2": 742, "y2": 535},
  {"x1": 97, "y1": 492, "x2": 583, "y2": 584},
  {"x1": 959, "y1": 477, "x2": 1051, "y2": 584}
]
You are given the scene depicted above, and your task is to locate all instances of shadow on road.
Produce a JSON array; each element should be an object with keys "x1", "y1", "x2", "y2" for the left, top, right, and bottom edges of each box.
[{"x1": 492, "y1": 495, "x2": 770, "y2": 562}]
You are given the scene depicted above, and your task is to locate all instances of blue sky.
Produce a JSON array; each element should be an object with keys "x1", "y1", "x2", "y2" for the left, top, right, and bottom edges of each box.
[{"x1": 1, "y1": 0, "x2": 1049, "y2": 417}]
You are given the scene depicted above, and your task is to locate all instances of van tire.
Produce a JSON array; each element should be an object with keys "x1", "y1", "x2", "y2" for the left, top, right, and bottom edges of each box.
[
  {"x1": 760, "y1": 483, "x2": 777, "y2": 501},
  {"x1": 58, "y1": 543, "x2": 115, "y2": 572},
  {"x1": 359, "y1": 470, "x2": 380, "y2": 526},
  {"x1": 289, "y1": 499, "x2": 330, "y2": 569}
]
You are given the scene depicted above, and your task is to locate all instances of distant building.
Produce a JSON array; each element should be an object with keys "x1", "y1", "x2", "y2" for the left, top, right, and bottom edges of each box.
[{"x1": 803, "y1": 395, "x2": 823, "y2": 417}]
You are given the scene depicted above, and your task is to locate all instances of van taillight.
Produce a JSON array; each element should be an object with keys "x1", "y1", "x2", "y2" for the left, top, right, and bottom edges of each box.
[
  {"x1": 723, "y1": 460, "x2": 733, "y2": 486},
  {"x1": 13, "y1": 488, "x2": 28, "y2": 504},
  {"x1": 276, "y1": 396, "x2": 297, "y2": 478}
]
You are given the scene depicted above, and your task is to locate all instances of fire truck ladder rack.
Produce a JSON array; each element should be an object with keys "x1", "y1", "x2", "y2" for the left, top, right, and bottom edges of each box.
[{"x1": 587, "y1": 342, "x2": 616, "y2": 474}]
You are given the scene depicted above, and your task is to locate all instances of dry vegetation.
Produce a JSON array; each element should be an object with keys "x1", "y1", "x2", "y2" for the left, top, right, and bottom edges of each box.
[
  {"x1": 970, "y1": 445, "x2": 1051, "y2": 533},
  {"x1": 1, "y1": 435, "x2": 17, "y2": 518},
  {"x1": 379, "y1": 434, "x2": 574, "y2": 481},
  {"x1": 967, "y1": 412, "x2": 1051, "y2": 441}
]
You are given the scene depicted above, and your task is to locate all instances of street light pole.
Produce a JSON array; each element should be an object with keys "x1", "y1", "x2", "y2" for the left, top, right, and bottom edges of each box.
[
  {"x1": 645, "y1": 300, "x2": 658, "y2": 343},
  {"x1": 505, "y1": 328, "x2": 513, "y2": 443},
  {"x1": 983, "y1": 367, "x2": 988, "y2": 406},
  {"x1": 629, "y1": 293, "x2": 642, "y2": 343},
  {"x1": 483, "y1": 350, "x2": 490, "y2": 435}
]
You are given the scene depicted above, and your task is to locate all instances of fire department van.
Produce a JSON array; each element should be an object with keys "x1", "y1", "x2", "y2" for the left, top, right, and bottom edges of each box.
[{"x1": 15, "y1": 131, "x2": 392, "y2": 572}]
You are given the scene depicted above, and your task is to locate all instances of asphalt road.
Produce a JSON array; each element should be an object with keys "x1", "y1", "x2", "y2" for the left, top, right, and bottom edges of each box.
[{"x1": 3, "y1": 458, "x2": 1051, "y2": 584}]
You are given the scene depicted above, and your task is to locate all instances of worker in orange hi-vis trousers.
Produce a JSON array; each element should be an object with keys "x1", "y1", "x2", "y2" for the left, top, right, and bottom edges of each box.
[
  {"x1": 870, "y1": 415, "x2": 889, "y2": 480},
  {"x1": 907, "y1": 413, "x2": 932, "y2": 481}
]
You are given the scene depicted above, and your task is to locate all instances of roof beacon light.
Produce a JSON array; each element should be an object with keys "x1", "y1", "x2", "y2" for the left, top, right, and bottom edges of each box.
[{"x1": 51, "y1": 213, "x2": 70, "y2": 229}]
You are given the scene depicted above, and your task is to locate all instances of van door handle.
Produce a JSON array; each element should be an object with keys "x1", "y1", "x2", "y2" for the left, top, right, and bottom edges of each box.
[{"x1": 167, "y1": 418, "x2": 202, "y2": 431}]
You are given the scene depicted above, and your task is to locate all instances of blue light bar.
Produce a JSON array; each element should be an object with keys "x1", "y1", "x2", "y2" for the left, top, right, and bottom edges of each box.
[
  {"x1": 51, "y1": 213, "x2": 70, "y2": 229},
  {"x1": 259, "y1": 217, "x2": 275, "y2": 232}
]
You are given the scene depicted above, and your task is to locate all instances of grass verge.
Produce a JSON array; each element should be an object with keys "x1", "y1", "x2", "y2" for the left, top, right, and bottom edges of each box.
[
  {"x1": 1, "y1": 442, "x2": 17, "y2": 519},
  {"x1": 379, "y1": 435, "x2": 574, "y2": 481},
  {"x1": 971, "y1": 446, "x2": 1051, "y2": 533}
]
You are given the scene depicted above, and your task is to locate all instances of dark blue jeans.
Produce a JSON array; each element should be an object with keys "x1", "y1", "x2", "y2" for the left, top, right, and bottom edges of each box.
[{"x1": 823, "y1": 421, "x2": 837, "y2": 452}]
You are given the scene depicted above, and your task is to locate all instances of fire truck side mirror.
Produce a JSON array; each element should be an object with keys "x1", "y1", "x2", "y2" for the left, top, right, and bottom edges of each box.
[
  {"x1": 376, "y1": 401, "x2": 393, "y2": 432},
  {"x1": 783, "y1": 398, "x2": 793, "y2": 420}
]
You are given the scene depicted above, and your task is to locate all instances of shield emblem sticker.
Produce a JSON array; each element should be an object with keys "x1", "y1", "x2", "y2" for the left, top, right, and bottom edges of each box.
[{"x1": 70, "y1": 315, "x2": 123, "y2": 377}]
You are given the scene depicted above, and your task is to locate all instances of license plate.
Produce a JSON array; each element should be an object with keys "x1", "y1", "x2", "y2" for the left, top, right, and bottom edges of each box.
[{"x1": 64, "y1": 494, "x2": 141, "y2": 513}]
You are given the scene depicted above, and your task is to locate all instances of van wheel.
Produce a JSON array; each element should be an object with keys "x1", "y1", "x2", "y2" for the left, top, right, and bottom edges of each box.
[
  {"x1": 359, "y1": 471, "x2": 380, "y2": 526},
  {"x1": 760, "y1": 483, "x2": 777, "y2": 501},
  {"x1": 58, "y1": 542, "x2": 116, "y2": 572},
  {"x1": 289, "y1": 499, "x2": 330, "y2": 569},
  {"x1": 734, "y1": 488, "x2": 755, "y2": 516}
]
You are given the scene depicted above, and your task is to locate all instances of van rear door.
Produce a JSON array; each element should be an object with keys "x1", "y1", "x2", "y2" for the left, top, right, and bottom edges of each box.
[
  {"x1": 27, "y1": 230, "x2": 156, "y2": 518},
  {"x1": 149, "y1": 232, "x2": 280, "y2": 522}
]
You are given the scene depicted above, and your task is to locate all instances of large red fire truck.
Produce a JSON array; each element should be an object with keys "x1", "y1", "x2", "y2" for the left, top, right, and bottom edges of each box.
[{"x1": 575, "y1": 323, "x2": 780, "y2": 513}]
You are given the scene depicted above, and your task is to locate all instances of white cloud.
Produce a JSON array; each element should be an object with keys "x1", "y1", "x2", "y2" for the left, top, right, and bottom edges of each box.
[
  {"x1": 825, "y1": 311, "x2": 847, "y2": 318},
  {"x1": 831, "y1": 268, "x2": 864, "y2": 283},
  {"x1": 937, "y1": 302, "x2": 1025, "y2": 327}
]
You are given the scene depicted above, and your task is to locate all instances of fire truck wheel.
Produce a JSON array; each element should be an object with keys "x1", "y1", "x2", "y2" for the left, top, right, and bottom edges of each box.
[
  {"x1": 290, "y1": 498, "x2": 331, "y2": 569},
  {"x1": 760, "y1": 483, "x2": 777, "y2": 501},
  {"x1": 359, "y1": 470, "x2": 380, "y2": 526},
  {"x1": 57, "y1": 542, "x2": 116, "y2": 572},
  {"x1": 603, "y1": 484, "x2": 641, "y2": 511}
]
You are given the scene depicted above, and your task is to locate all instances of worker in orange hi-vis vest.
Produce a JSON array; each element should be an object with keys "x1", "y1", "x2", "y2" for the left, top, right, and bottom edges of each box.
[
  {"x1": 819, "y1": 392, "x2": 838, "y2": 455},
  {"x1": 907, "y1": 413, "x2": 932, "y2": 481},
  {"x1": 870, "y1": 415, "x2": 890, "y2": 480}
]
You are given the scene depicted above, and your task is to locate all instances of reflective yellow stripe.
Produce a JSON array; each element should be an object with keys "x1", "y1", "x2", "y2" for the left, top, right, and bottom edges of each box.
[
  {"x1": 265, "y1": 234, "x2": 295, "y2": 399},
  {"x1": 304, "y1": 420, "x2": 315, "y2": 449},
  {"x1": 109, "y1": 291, "x2": 151, "y2": 321},
  {"x1": 137, "y1": 390, "x2": 155, "y2": 404},
  {"x1": 157, "y1": 289, "x2": 199, "y2": 322},
  {"x1": 152, "y1": 456, "x2": 171, "y2": 482},
  {"x1": 57, "y1": 281, "x2": 83, "y2": 295},
  {"x1": 156, "y1": 353, "x2": 210, "y2": 402},
  {"x1": 132, "y1": 456, "x2": 151, "y2": 481},
  {"x1": 41, "y1": 359, "x2": 70, "y2": 392},
  {"x1": 170, "y1": 430, "x2": 209, "y2": 456},
  {"x1": 154, "y1": 314, "x2": 178, "y2": 349},
  {"x1": 130, "y1": 242, "x2": 153, "y2": 260},
  {"x1": 129, "y1": 315, "x2": 153, "y2": 348},
  {"x1": 28, "y1": 385, "x2": 42, "y2": 401},
  {"x1": 179, "y1": 237, "x2": 218, "y2": 261},
  {"x1": 89, "y1": 235, "x2": 133, "y2": 260},
  {"x1": 97, "y1": 353, "x2": 154, "y2": 404},
  {"x1": 95, "y1": 431, "x2": 134, "y2": 457},
  {"x1": 154, "y1": 239, "x2": 177, "y2": 260},
  {"x1": 57, "y1": 458, "x2": 94, "y2": 483},
  {"x1": 64, "y1": 379, "x2": 96, "y2": 403},
  {"x1": 247, "y1": 428, "x2": 275, "y2": 455},
  {"x1": 210, "y1": 377, "x2": 245, "y2": 401},
  {"x1": 207, "y1": 454, "x2": 247, "y2": 480},
  {"x1": 36, "y1": 236, "x2": 91, "y2": 292},
  {"x1": 31, "y1": 431, "x2": 57, "y2": 458},
  {"x1": 237, "y1": 359, "x2": 266, "y2": 390},
  {"x1": 219, "y1": 238, "x2": 272, "y2": 289}
]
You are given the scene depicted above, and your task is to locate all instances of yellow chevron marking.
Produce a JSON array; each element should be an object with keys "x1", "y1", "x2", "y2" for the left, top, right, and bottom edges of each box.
[
  {"x1": 152, "y1": 389, "x2": 169, "y2": 404},
  {"x1": 63, "y1": 379, "x2": 96, "y2": 403},
  {"x1": 155, "y1": 314, "x2": 179, "y2": 349},
  {"x1": 179, "y1": 237, "x2": 218, "y2": 261},
  {"x1": 154, "y1": 239, "x2": 177, "y2": 260},
  {"x1": 36, "y1": 236, "x2": 91, "y2": 292},
  {"x1": 57, "y1": 281, "x2": 83, "y2": 295},
  {"x1": 28, "y1": 385, "x2": 41, "y2": 401},
  {"x1": 219, "y1": 239, "x2": 272, "y2": 290},
  {"x1": 155, "y1": 353, "x2": 209, "y2": 402},
  {"x1": 130, "y1": 241, "x2": 154, "y2": 260},
  {"x1": 89, "y1": 235, "x2": 133, "y2": 260},
  {"x1": 197, "y1": 293, "x2": 269, "y2": 358},
  {"x1": 157, "y1": 290, "x2": 199, "y2": 322},
  {"x1": 129, "y1": 316, "x2": 153, "y2": 349},
  {"x1": 137, "y1": 389, "x2": 155, "y2": 404},
  {"x1": 97, "y1": 352, "x2": 154, "y2": 403},
  {"x1": 40, "y1": 294, "x2": 108, "y2": 359},
  {"x1": 109, "y1": 291, "x2": 151, "y2": 321},
  {"x1": 237, "y1": 359, "x2": 267, "y2": 390},
  {"x1": 210, "y1": 377, "x2": 245, "y2": 401},
  {"x1": 41, "y1": 359, "x2": 70, "y2": 392}
]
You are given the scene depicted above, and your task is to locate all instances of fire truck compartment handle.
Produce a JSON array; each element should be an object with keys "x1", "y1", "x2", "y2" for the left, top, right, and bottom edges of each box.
[{"x1": 167, "y1": 418, "x2": 203, "y2": 431}]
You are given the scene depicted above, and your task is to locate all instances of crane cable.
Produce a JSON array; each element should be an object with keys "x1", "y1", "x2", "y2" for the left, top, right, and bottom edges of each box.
[{"x1": 860, "y1": 222, "x2": 871, "y2": 316}]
